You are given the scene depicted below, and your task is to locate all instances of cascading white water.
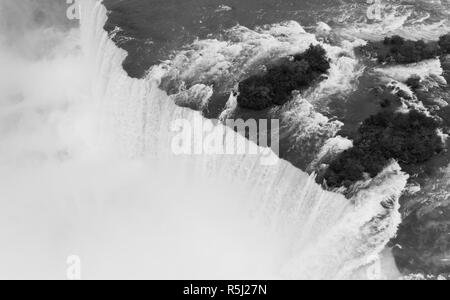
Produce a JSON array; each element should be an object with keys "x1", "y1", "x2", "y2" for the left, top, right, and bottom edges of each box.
[
  {"x1": 337, "y1": 2, "x2": 450, "y2": 42},
  {"x1": 374, "y1": 59, "x2": 447, "y2": 85},
  {"x1": 0, "y1": 0, "x2": 408, "y2": 279}
]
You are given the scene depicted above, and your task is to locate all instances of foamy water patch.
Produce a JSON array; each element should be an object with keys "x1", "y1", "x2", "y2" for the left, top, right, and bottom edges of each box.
[
  {"x1": 374, "y1": 58, "x2": 446, "y2": 84},
  {"x1": 307, "y1": 39, "x2": 366, "y2": 108},
  {"x1": 162, "y1": 21, "x2": 319, "y2": 92},
  {"x1": 337, "y1": 3, "x2": 450, "y2": 42},
  {"x1": 281, "y1": 97, "x2": 343, "y2": 161},
  {"x1": 162, "y1": 21, "x2": 365, "y2": 112}
]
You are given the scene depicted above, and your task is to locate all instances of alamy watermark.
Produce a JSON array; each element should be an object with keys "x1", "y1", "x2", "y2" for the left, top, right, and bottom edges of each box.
[
  {"x1": 170, "y1": 116, "x2": 280, "y2": 166},
  {"x1": 66, "y1": 255, "x2": 82, "y2": 280},
  {"x1": 66, "y1": 0, "x2": 81, "y2": 20},
  {"x1": 367, "y1": 0, "x2": 383, "y2": 21}
]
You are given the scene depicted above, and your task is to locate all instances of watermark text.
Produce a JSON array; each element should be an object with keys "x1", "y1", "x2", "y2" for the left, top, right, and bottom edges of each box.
[
  {"x1": 66, "y1": 0, "x2": 81, "y2": 20},
  {"x1": 171, "y1": 116, "x2": 280, "y2": 166},
  {"x1": 66, "y1": 255, "x2": 82, "y2": 280}
]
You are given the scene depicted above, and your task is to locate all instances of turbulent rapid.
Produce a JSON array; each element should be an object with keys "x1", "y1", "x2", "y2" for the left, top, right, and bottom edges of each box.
[{"x1": 1, "y1": 0, "x2": 449, "y2": 279}]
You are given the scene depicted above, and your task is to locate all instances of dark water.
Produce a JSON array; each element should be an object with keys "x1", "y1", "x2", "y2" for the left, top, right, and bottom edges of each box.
[{"x1": 102, "y1": 0, "x2": 450, "y2": 277}]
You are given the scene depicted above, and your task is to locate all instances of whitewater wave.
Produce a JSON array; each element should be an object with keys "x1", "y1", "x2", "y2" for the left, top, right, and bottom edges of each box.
[
  {"x1": 280, "y1": 97, "x2": 344, "y2": 165},
  {"x1": 337, "y1": 2, "x2": 450, "y2": 42},
  {"x1": 372, "y1": 59, "x2": 450, "y2": 119},
  {"x1": 374, "y1": 58, "x2": 447, "y2": 86}
]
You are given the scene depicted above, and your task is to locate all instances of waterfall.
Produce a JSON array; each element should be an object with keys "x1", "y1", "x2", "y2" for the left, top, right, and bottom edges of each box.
[{"x1": 0, "y1": 0, "x2": 408, "y2": 279}]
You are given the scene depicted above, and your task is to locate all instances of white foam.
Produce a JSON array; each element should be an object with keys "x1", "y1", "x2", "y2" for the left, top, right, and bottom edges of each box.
[
  {"x1": 374, "y1": 58, "x2": 446, "y2": 85},
  {"x1": 163, "y1": 21, "x2": 364, "y2": 111},
  {"x1": 338, "y1": 4, "x2": 450, "y2": 42}
]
